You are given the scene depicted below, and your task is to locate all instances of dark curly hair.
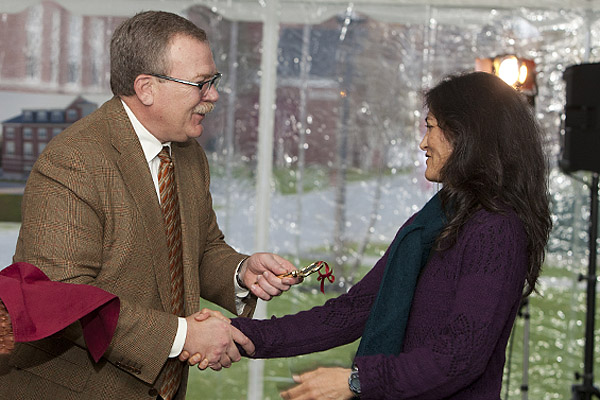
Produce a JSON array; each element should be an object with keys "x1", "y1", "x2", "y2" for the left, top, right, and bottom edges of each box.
[
  {"x1": 425, "y1": 71, "x2": 552, "y2": 297},
  {"x1": 110, "y1": 11, "x2": 208, "y2": 96}
]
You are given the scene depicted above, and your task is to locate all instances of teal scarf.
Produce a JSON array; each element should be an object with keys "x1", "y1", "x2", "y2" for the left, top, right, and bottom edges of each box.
[{"x1": 356, "y1": 193, "x2": 446, "y2": 357}]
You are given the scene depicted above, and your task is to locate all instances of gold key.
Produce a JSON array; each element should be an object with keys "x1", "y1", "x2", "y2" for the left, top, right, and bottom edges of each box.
[{"x1": 278, "y1": 261, "x2": 328, "y2": 279}]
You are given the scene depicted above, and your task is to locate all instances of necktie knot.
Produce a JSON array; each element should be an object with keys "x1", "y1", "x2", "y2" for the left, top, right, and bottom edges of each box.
[{"x1": 158, "y1": 147, "x2": 172, "y2": 166}]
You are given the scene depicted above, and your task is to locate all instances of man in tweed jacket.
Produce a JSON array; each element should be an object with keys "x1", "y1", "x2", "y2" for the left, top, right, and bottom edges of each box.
[{"x1": 0, "y1": 11, "x2": 298, "y2": 400}]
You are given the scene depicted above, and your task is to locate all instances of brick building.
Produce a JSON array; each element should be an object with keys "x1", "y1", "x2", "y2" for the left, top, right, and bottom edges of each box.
[
  {"x1": 1, "y1": 96, "x2": 97, "y2": 179},
  {"x1": 0, "y1": 2, "x2": 391, "y2": 173}
]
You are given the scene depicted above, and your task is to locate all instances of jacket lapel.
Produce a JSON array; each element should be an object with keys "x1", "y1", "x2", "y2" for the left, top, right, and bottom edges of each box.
[
  {"x1": 105, "y1": 98, "x2": 173, "y2": 314},
  {"x1": 171, "y1": 142, "x2": 201, "y2": 316}
]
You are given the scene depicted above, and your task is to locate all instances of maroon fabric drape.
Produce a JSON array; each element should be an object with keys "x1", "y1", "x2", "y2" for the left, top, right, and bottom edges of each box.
[{"x1": 0, "y1": 262, "x2": 119, "y2": 362}]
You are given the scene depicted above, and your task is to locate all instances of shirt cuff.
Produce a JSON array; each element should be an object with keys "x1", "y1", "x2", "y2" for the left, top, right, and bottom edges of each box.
[
  {"x1": 169, "y1": 317, "x2": 187, "y2": 358},
  {"x1": 234, "y1": 258, "x2": 250, "y2": 315}
]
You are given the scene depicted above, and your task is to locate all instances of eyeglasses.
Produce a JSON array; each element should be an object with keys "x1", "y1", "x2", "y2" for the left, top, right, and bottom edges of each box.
[{"x1": 149, "y1": 72, "x2": 222, "y2": 96}]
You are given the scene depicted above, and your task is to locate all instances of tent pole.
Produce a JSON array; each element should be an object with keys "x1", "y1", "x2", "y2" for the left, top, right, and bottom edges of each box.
[{"x1": 248, "y1": 1, "x2": 280, "y2": 399}]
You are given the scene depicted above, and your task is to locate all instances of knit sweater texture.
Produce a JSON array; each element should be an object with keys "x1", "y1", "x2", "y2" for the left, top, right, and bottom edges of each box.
[{"x1": 232, "y1": 207, "x2": 528, "y2": 399}]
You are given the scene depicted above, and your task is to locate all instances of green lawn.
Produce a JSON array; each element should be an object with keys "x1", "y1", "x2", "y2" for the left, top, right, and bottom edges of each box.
[
  {"x1": 0, "y1": 194, "x2": 21, "y2": 222},
  {"x1": 186, "y1": 262, "x2": 600, "y2": 399},
  {"x1": 503, "y1": 264, "x2": 598, "y2": 400},
  {"x1": 209, "y1": 163, "x2": 407, "y2": 196}
]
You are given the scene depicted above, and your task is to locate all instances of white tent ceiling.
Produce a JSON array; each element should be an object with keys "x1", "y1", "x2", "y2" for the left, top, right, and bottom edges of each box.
[{"x1": 1, "y1": 0, "x2": 600, "y2": 23}]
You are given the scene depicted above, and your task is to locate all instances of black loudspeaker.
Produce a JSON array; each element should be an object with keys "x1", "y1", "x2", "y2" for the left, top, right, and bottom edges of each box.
[{"x1": 560, "y1": 62, "x2": 600, "y2": 174}]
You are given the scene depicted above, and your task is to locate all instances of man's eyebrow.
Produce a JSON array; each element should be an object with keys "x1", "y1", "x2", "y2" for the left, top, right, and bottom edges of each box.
[{"x1": 192, "y1": 72, "x2": 217, "y2": 81}]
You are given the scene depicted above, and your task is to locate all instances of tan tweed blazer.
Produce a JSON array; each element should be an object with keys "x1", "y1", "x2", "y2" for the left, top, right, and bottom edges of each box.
[{"x1": 0, "y1": 97, "x2": 255, "y2": 399}]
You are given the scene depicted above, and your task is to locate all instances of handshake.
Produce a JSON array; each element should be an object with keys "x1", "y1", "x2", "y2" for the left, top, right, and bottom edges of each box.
[
  {"x1": 176, "y1": 254, "x2": 332, "y2": 371},
  {"x1": 179, "y1": 308, "x2": 252, "y2": 371},
  {"x1": 177, "y1": 253, "x2": 302, "y2": 371}
]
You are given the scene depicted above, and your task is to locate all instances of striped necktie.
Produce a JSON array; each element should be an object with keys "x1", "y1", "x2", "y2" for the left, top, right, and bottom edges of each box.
[{"x1": 157, "y1": 147, "x2": 184, "y2": 400}]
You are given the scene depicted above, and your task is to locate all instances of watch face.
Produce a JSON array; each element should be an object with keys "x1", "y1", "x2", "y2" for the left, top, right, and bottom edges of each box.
[{"x1": 349, "y1": 371, "x2": 361, "y2": 395}]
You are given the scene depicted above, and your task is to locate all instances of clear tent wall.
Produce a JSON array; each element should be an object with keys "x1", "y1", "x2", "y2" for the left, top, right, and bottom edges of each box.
[{"x1": 0, "y1": 1, "x2": 599, "y2": 398}]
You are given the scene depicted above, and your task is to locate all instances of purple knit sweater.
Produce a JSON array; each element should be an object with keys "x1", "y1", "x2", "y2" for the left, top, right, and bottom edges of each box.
[{"x1": 232, "y1": 208, "x2": 528, "y2": 399}]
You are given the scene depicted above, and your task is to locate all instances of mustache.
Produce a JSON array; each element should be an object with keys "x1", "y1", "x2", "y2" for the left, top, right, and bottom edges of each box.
[{"x1": 194, "y1": 102, "x2": 215, "y2": 115}]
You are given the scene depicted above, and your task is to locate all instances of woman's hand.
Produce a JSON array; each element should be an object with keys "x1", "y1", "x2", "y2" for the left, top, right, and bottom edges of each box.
[{"x1": 280, "y1": 367, "x2": 354, "y2": 400}]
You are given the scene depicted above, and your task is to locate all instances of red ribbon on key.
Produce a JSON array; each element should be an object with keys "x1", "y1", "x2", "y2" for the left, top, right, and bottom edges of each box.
[{"x1": 317, "y1": 263, "x2": 335, "y2": 294}]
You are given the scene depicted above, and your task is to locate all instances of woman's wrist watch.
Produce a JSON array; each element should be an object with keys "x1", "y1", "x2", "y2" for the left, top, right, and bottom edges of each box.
[{"x1": 348, "y1": 364, "x2": 361, "y2": 397}]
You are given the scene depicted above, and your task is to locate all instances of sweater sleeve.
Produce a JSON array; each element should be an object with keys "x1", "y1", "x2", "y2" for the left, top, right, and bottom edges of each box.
[
  {"x1": 230, "y1": 217, "x2": 419, "y2": 358},
  {"x1": 355, "y1": 212, "x2": 528, "y2": 399}
]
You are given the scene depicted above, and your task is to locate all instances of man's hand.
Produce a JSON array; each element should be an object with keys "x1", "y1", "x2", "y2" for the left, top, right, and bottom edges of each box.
[
  {"x1": 181, "y1": 310, "x2": 253, "y2": 371},
  {"x1": 179, "y1": 309, "x2": 255, "y2": 370},
  {"x1": 239, "y1": 253, "x2": 301, "y2": 300},
  {"x1": 280, "y1": 367, "x2": 355, "y2": 400}
]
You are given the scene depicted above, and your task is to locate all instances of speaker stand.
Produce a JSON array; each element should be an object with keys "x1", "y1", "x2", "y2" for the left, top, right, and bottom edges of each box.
[
  {"x1": 572, "y1": 173, "x2": 600, "y2": 400},
  {"x1": 520, "y1": 298, "x2": 530, "y2": 400}
]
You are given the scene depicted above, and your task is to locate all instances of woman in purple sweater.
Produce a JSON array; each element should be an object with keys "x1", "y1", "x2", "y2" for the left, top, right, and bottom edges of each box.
[{"x1": 187, "y1": 72, "x2": 552, "y2": 399}]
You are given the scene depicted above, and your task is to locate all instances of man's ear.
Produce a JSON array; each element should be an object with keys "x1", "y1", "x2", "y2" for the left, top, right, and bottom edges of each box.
[{"x1": 134, "y1": 75, "x2": 155, "y2": 106}]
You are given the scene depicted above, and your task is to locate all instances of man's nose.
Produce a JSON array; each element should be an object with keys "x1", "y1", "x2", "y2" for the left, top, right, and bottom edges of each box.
[{"x1": 202, "y1": 85, "x2": 219, "y2": 102}]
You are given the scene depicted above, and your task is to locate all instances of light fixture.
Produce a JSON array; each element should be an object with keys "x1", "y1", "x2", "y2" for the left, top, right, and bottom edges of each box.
[
  {"x1": 476, "y1": 55, "x2": 537, "y2": 103},
  {"x1": 496, "y1": 55, "x2": 520, "y2": 86}
]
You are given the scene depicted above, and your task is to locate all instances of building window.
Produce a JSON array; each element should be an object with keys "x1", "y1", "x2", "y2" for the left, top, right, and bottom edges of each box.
[
  {"x1": 23, "y1": 127, "x2": 33, "y2": 140},
  {"x1": 36, "y1": 111, "x2": 48, "y2": 122},
  {"x1": 23, "y1": 142, "x2": 34, "y2": 156},
  {"x1": 38, "y1": 142, "x2": 46, "y2": 154},
  {"x1": 5, "y1": 141, "x2": 15, "y2": 155},
  {"x1": 278, "y1": 27, "x2": 338, "y2": 79},
  {"x1": 66, "y1": 109, "x2": 78, "y2": 122},
  {"x1": 5, "y1": 127, "x2": 15, "y2": 139},
  {"x1": 25, "y1": 5, "x2": 42, "y2": 80},
  {"x1": 23, "y1": 111, "x2": 33, "y2": 122},
  {"x1": 67, "y1": 15, "x2": 83, "y2": 85},
  {"x1": 38, "y1": 128, "x2": 48, "y2": 140},
  {"x1": 51, "y1": 111, "x2": 63, "y2": 122},
  {"x1": 52, "y1": 128, "x2": 62, "y2": 137}
]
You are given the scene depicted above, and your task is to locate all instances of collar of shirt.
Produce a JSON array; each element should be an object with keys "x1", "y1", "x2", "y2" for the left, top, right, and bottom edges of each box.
[
  {"x1": 120, "y1": 99, "x2": 171, "y2": 161},
  {"x1": 121, "y1": 99, "x2": 170, "y2": 202}
]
